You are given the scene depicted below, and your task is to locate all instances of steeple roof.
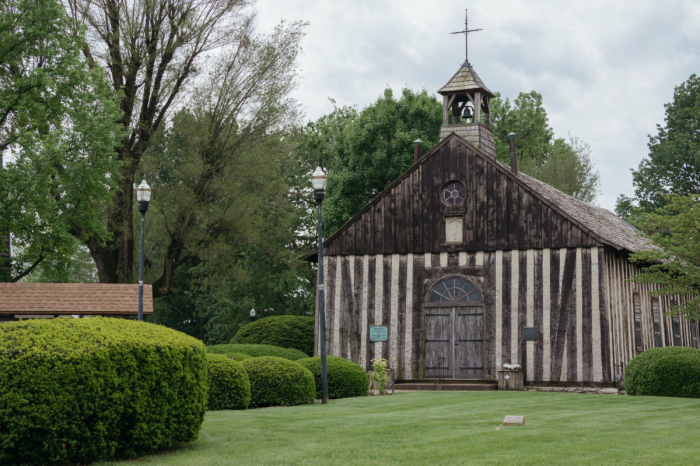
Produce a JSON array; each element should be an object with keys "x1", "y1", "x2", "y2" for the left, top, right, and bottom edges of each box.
[{"x1": 437, "y1": 64, "x2": 494, "y2": 98}]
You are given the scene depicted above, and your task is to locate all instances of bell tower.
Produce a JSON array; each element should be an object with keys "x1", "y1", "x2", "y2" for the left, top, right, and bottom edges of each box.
[{"x1": 438, "y1": 11, "x2": 495, "y2": 158}]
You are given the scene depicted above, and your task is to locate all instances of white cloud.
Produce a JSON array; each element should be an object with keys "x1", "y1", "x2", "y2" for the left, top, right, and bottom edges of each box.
[{"x1": 254, "y1": 0, "x2": 700, "y2": 211}]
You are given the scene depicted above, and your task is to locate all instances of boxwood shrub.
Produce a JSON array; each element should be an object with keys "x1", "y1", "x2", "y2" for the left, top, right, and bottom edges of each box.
[
  {"x1": 206, "y1": 354, "x2": 251, "y2": 411},
  {"x1": 242, "y1": 357, "x2": 315, "y2": 407},
  {"x1": 0, "y1": 318, "x2": 207, "y2": 465},
  {"x1": 218, "y1": 352, "x2": 252, "y2": 361},
  {"x1": 231, "y1": 316, "x2": 315, "y2": 356},
  {"x1": 207, "y1": 343, "x2": 307, "y2": 361},
  {"x1": 625, "y1": 347, "x2": 700, "y2": 398},
  {"x1": 296, "y1": 356, "x2": 369, "y2": 399}
]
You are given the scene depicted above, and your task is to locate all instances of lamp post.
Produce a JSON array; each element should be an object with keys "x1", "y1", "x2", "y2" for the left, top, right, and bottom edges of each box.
[
  {"x1": 136, "y1": 179, "x2": 151, "y2": 322},
  {"x1": 250, "y1": 308, "x2": 256, "y2": 323},
  {"x1": 311, "y1": 166, "x2": 329, "y2": 404}
]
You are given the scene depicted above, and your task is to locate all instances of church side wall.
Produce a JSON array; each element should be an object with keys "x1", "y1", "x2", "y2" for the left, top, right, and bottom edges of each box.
[
  {"x1": 316, "y1": 247, "x2": 612, "y2": 383},
  {"x1": 603, "y1": 248, "x2": 699, "y2": 377}
]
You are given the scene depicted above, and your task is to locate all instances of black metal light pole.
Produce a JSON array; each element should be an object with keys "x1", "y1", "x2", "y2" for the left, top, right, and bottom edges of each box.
[
  {"x1": 136, "y1": 179, "x2": 151, "y2": 322},
  {"x1": 311, "y1": 166, "x2": 329, "y2": 404},
  {"x1": 250, "y1": 308, "x2": 256, "y2": 323}
]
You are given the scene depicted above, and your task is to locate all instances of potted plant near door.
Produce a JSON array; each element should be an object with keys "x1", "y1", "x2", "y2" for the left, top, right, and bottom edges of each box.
[{"x1": 498, "y1": 363, "x2": 524, "y2": 391}]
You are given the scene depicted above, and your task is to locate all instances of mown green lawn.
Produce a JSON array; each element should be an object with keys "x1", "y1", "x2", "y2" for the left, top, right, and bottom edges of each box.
[{"x1": 103, "y1": 391, "x2": 700, "y2": 465}]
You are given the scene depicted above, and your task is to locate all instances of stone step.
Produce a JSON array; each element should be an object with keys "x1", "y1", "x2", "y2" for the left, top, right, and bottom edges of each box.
[{"x1": 394, "y1": 382, "x2": 497, "y2": 391}]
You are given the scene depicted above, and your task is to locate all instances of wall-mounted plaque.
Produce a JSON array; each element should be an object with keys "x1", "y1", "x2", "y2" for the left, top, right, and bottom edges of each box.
[
  {"x1": 523, "y1": 327, "x2": 537, "y2": 341},
  {"x1": 370, "y1": 326, "x2": 388, "y2": 342}
]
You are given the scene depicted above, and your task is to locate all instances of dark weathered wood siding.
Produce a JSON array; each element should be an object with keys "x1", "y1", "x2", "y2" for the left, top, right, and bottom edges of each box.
[
  {"x1": 603, "y1": 247, "x2": 700, "y2": 376},
  {"x1": 317, "y1": 248, "x2": 614, "y2": 382},
  {"x1": 321, "y1": 137, "x2": 602, "y2": 258}
]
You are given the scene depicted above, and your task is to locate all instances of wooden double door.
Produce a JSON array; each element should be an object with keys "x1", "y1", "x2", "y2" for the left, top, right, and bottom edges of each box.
[{"x1": 424, "y1": 306, "x2": 484, "y2": 379}]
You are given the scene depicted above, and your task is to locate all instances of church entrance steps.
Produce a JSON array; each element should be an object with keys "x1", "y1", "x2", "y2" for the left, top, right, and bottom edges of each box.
[{"x1": 393, "y1": 380, "x2": 497, "y2": 391}]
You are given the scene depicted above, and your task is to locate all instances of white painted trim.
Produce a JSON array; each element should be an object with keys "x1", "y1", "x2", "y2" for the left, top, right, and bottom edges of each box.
[
  {"x1": 424, "y1": 253, "x2": 431, "y2": 269},
  {"x1": 476, "y1": 251, "x2": 484, "y2": 266},
  {"x1": 527, "y1": 249, "x2": 535, "y2": 380},
  {"x1": 458, "y1": 252, "x2": 467, "y2": 266},
  {"x1": 511, "y1": 251, "x2": 519, "y2": 364},
  {"x1": 334, "y1": 258, "x2": 342, "y2": 356},
  {"x1": 405, "y1": 254, "x2": 414, "y2": 379},
  {"x1": 348, "y1": 256, "x2": 355, "y2": 360},
  {"x1": 576, "y1": 248, "x2": 583, "y2": 382},
  {"x1": 591, "y1": 247, "x2": 602, "y2": 381},
  {"x1": 375, "y1": 254, "x2": 384, "y2": 357},
  {"x1": 543, "y1": 249, "x2": 551, "y2": 381},
  {"x1": 495, "y1": 250, "x2": 503, "y2": 370},
  {"x1": 390, "y1": 254, "x2": 400, "y2": 371},
  {"x1": 560, "y1": 248, "x2": 567, "y2": 382},
  {"x1": 360, "y1": 255, "x2": 369, "y2": 369},
  {"x1": 440, "y1": 252, "x2": 448, "y2": 268}
]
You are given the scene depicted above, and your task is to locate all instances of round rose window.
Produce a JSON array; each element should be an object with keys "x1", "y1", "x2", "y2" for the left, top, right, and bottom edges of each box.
[{"x1": 442, "y1": 182, "x2": 465, "y2": 206}]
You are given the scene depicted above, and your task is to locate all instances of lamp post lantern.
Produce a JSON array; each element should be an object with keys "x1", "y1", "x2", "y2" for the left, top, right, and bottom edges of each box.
[
  {"x1": 311, "y1": 166, "x2": 329, "y2": 404},
  {"x1": 136, "y1": 179, "x2": 151, "y2": 322},
  {"x1": 250, "y1": 308, "x2": 256, "y2": 323}
]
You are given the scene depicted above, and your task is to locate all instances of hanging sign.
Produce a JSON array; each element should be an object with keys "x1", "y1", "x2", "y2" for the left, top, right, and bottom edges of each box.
[{"x1": 370, "y1": 326, "x2": 388, "y2": 342}]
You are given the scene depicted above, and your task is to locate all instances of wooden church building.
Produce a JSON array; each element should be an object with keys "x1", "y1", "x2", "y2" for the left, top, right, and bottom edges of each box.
[{"x1": 303, "y1": 58, "x2": 700, "y2": 386}]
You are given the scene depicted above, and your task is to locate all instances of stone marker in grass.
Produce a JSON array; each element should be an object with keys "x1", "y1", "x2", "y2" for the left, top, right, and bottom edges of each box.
[{"x1": 503, "y1": 415, "x2": 525, "y2": 426}]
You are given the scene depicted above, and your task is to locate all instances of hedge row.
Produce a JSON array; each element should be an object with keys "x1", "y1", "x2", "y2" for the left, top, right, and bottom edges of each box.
[
  {"x1": 625, "y1": 347, "x2": 700, "y2": 398},
  {"x1": 217, "y1": 352, "x2": 252, "y2": 361},
  {"x1": 296, "y1": 356, "x2": 369, "y2": 400},
  {"x1": 0, "y1": 319, "x2": 208, "y2": 465},
  {"x1": 242, "y1": 357, "x2": 316, "y2": 407},
  {"x1": 231, "y1": 316, "x2": 315, "y2": 356},
  {"x1": 206, "y1": 343, "x2": 307, "y2": 361},
  {"x1": 206, "y1": 354, "x2": 251, "y2": 411}
]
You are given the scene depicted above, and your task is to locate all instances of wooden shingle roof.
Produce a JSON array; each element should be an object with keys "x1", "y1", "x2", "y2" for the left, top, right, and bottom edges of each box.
[
  {"x1": 511, "y1": 167, "x2": 653, "y2": 253},
  {"x1": 0, "y1": 283, "x2": 153, "y2": 315},
  {"x1": 438, "y1": 65, "x2": 494, "y2": 97}
]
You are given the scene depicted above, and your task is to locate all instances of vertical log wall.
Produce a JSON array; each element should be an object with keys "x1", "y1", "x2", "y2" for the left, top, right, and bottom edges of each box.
[
  {"x1": 604, "y1": 247, "x2": 699, "y2": 376},
  {"x1": 317, "y1": 247, "x2": 614, "y2": 383}
]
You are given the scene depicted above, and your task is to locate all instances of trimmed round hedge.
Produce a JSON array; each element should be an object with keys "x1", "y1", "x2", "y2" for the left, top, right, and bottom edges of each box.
[
  {"x1": 296, "y1": 356, "x2": 369, "y2": 399},
  {"x1": 0, "y1": 318, "x2": 207, "y2": 465},
  {"x1": 206, "y1": 354, "x2": 251, "y2": 410},
  {"x1": 625, "y1": 347, "x2": 700, "y2": 398},
  {"x1": 207, "y1": 343, "x2": 307, "y2": 361},
  {"x1": 231, "y1": 316, "x2": 315, "y2": 356},
  {"x1": 242, "y1": 356, "x2": 315, "y2": 407},
  {"x1": 218, "y1": 352, "x2": 252, "y2": 361}
]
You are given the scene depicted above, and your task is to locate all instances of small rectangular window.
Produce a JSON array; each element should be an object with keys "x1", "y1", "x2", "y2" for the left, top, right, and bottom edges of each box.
[
  {"x1": 633, "y1": 292, "x2": 643, "y2": 352},
  {"x1": 672, "y1": 314, "x2": 682, "y2": 346},
  {"x1": 651, "y1": 298, "x2": 662, "y2": 348}
]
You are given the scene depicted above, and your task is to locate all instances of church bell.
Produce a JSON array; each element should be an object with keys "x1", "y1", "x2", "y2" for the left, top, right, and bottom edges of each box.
[{"x1": 462, "y1": 105, "x2": 472, "y2": 120}]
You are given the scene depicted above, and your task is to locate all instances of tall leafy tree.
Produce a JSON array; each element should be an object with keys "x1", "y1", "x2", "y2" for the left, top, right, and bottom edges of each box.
[
  {"x1": 617, "y1": 75, "x2": 700, "y2": 219},
  {"x1": 628, "y1": 194, "x2": 700, "y2": 319},
  {"x1": 66, "y1": 0, "x2": 252, "y2": 284},
  {"x1": 143, "y1": 22, "x2": 315, "y2": 342},
  {"x1": 518, "y1": 136, "x2": 600, "y2": 203},
  {"x1": 491, "y1": 91, "x2": 553, "y2": 164},
  {"x1": 0, "y1": 0, "x2": 122, "y2": 281},
  {"x1": 491, "y1": 91, "x2": 600, "y2": 203},
  {"x1": 140, "y1": 21, "x2": 306, "y2": 298},
  {"x1": 292, "y1": 88, "x2": 443, "y2": 236}
]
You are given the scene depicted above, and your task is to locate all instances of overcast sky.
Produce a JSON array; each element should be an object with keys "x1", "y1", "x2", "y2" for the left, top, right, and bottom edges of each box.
[{"x1": 254, "y1": 0, "x2": 700, "y2": 212}]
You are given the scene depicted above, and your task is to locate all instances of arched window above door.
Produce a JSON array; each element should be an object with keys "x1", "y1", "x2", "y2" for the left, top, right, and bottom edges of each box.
[{"x1": 429, "y1": 277, "x2": 482, "y2": 304}]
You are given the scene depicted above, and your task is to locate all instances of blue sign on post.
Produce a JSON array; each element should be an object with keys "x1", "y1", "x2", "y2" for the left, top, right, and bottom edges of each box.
[{"x1": 370, "y1": 325, "x2": 388, "y2": 342}]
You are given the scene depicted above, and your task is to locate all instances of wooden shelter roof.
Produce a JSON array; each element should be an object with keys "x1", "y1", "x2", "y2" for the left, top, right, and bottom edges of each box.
[
  {"x1": 0, "y1": 283, "x2": 153, "y2": 315},
  {"x1": 301, "y1": 133, "x2": 652, "y2": 261},
  {"x1": 437, "y1": 65, "x2": 494, "y2": 97}
]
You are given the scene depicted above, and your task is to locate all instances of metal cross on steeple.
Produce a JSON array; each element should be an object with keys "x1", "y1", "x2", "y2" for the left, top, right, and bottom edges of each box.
[{"x1": 450, "y1": 9, "x2": 482, "y2": 66}]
